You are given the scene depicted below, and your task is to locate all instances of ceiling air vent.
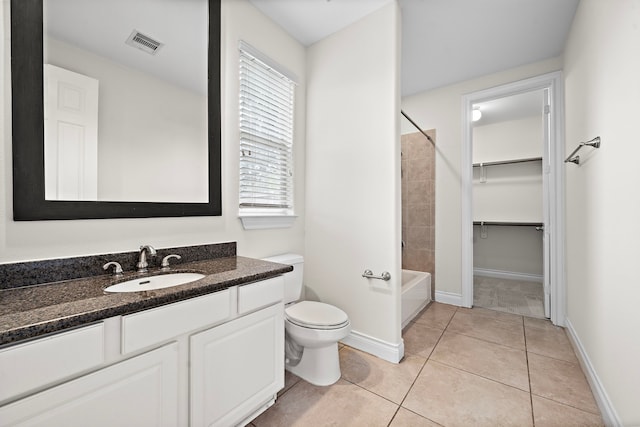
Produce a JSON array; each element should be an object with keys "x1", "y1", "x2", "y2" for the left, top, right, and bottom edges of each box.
[{"x1": 125, "y1": 30, "x2": 164, "y2": 55}]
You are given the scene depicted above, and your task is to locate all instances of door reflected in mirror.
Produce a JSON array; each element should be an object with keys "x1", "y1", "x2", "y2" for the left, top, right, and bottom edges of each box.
[{"x1": 43, "y1": 0, "x2": 208, "y2": 203}]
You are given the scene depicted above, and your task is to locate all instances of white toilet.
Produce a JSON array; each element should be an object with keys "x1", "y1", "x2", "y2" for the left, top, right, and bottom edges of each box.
[{"x1": 263, "y1": 253, "x2": 351, "y2": 386}]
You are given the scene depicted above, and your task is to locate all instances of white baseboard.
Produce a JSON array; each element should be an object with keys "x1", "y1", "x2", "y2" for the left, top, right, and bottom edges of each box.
[
  {"x1": 565, "y1": 318, "x2": 622, "y2": 427},
  {"x1": 341, "y1": 330, "x2": 404, "y2": 364},
  {"x1": 474, "y1": 268, "x2": 543, "y2": 283},
  {"x1": 434, "y1": 290, "x2": 462, "y2": 306}
]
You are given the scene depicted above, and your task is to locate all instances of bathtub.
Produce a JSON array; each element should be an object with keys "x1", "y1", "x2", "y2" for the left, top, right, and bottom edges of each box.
[{"x1": 401, "y1": 269, "x2": 432, "y2": 328}]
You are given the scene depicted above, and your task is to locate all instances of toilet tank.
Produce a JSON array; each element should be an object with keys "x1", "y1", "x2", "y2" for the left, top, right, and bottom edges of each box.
[{"x1": 262, "y1": 253, "x2": 304, "y2": 304}]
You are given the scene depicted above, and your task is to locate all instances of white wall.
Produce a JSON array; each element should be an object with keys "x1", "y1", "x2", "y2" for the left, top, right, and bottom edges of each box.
[
  {"x1": 473, "y1": 161, "x2": 543, "y2": 223},
  {"x1": 401, "y1": 57, "x2": 562, "y2": 299},
  {"x1": 0, "y1": 0, "x2": 306, "y2": 262},
  {"x1": 46, "y1": 38, "x2": 208, "y2": 203},
  {"x1": 305, "y1": 2, "x2": 402, "y2": 358},
  {"x1": 472, "y1": 117, "x2": 543, "y2": 277},
  {"x1": 564, "y1": 0, "x2": 640, "y2": 424},
  {"x1": 473, "y1": 116, "x2": 542, "y2": 163},
  {"x1": 473, "y1": 225, "x2": 543, "y2": 276}
]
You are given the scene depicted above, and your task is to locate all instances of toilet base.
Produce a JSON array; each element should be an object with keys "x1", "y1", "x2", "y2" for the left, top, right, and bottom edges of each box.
[{"x1": 286, "y1": 342, "x2": 341, "y2": 386}]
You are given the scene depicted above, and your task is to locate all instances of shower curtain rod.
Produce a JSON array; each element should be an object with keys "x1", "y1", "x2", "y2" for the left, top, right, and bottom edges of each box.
[{"x1": 401, "y1": 110, "x2": 434, "y2": 144}]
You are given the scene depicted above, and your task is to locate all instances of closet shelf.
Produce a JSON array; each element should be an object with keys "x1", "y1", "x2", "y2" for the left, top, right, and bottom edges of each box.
[
  {"x1": 473, "y1": 221, "x2": 543, "y2": 227},
  {"x1": 472, "y1": 157, "x2": 542, "y2": 167}
]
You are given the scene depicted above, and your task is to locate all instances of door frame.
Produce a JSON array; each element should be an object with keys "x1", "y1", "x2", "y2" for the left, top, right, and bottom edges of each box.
[{"x1": 461, "y1": 71, "x2": 566, "y2": 326}]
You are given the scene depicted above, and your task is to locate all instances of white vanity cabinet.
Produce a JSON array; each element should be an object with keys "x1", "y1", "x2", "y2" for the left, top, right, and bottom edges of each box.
[
  {"x1": 0, "y1": 276, "x2": 285, "y2": 427},
  {"x1": 0, "y1": 343, "x2": 179, "y2": 427},
  {"x1": 191, "y1": 303, "x2": 284, "y2": 427}
]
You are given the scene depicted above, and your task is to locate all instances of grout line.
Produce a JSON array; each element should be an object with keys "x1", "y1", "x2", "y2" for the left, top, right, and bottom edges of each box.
[
  {"x1": 526, "y1": 348, "x2": 581, "y2": 365},
  {"x1": 442, "y1": 329, "x2": 525, "y2": 352},
  {"x1": 530, "y1": 392, "x2": 603, "y2": 416},
  {"x1": 276, "y1": 376, "x2": 303, "y2": 400},
  {"x1": 340, "y1": 375, "x2": 402, "y2": 408},
  {"x1": 385, "y1": 406, "x2": 402, "y2": 427},
  {"x1": 394, "y1": 407, "x2": 446, "y2": 427},
  {"x1": 428, "y1": 358, "x2": 530, "y2": 393},
  {"x1": 524, "y1": 315, "x2": 536, "y2": 427},
  {"x1": 396, "y1": 306, "x2": 456, "y2": 409}
]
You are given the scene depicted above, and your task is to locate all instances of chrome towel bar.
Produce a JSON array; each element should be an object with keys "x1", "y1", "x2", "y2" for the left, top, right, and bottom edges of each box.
[
  {"x1": 565, "y1": 136, "x2": 601, "y2": 165},
  {"x1": 362, "y1": 270, "x2": 391, "y2": 281}
]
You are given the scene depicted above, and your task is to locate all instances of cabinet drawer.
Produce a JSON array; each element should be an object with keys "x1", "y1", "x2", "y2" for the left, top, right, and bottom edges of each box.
[
  {"x1": 122, "y1": 290, "x2": 232, "y2": 354},
  {"x1": 0, "y1": 343, "x2": 179, "y2": 427},
  {"x1": 0, "y1": 323, "x2": 104, "y2": 402},
  {"x1": 238, "y1": 276, "x2": 284, "y2": 315}
]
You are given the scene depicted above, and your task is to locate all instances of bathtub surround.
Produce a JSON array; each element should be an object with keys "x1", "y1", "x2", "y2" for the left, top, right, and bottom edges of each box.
[{"x1": 401, "y1": 129, "x2": 436, "y2": 297}]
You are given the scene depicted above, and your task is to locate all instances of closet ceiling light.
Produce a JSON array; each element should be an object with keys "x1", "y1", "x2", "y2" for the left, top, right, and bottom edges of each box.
[{"x1": 472, "y1": 109, "x2": 482, "y2": 122}]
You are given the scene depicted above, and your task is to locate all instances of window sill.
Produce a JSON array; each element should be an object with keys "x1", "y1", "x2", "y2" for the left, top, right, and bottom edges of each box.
[{"x1": 239, "y1": 214, "x2": 297, "y2": 230}]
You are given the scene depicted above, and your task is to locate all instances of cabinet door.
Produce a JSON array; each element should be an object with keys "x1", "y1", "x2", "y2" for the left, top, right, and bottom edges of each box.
[
  {"x1": 191, "y1": 303, "x2": 284, "y2": 427},
  {"x1": 0, "y1": 343, "x2": 179, "y2": 427}
]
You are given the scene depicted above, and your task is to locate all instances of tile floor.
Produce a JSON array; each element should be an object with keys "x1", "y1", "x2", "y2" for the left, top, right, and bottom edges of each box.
[
  {"x1": 251, "y1": 303, "x2": 603, "y2": 427},
  {"x1": 474, "y1": 276, "x2": 545, "y2": 318}
]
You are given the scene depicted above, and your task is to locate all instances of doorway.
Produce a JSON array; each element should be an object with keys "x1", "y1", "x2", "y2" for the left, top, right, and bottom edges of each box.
[
  {"x1": 461, "y1": 72, "x2": 566, "y2": 326},
  {"x1": 472, "y1": 89, "x2": 547, "y2": 318}
]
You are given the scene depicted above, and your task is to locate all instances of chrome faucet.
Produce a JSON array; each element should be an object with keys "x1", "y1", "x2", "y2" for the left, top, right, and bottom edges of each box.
[{"x1": 136, "y1": 245, "x2": 157, "y2": 273}]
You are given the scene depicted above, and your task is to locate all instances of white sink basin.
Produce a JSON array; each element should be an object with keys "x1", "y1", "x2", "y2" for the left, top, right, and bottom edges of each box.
[{"x1": 104, "y1": 272, "x2": 206, "y2": 293}]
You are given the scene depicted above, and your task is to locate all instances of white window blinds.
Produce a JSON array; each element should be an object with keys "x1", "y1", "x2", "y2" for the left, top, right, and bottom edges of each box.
[{"x1": 239, "y1": 42, "x2": 295, "y2": 212}]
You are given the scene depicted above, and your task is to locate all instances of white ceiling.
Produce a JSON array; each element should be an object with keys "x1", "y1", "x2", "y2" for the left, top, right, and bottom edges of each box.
[
  {"x1": 249, "y1": 0, "x2": 579, "y2": 96},
  {"x1": 45, "y1": 0, "x2": 579, "y2": 115}
]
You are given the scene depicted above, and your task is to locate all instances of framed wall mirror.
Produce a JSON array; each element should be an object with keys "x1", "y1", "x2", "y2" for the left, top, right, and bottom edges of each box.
[{"x1": 10, "y1": 0, "x2": 221, "y2": 220}]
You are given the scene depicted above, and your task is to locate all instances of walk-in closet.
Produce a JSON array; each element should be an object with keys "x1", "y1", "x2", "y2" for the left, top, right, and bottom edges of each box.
[{"x1": 472, "y1": 90, "x2": 547, "y2": 318}]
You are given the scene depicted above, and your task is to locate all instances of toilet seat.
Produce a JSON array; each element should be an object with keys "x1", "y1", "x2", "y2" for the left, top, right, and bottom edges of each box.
[{"x1": 286, "y1": 301, "x2": 349, "y2": 330}]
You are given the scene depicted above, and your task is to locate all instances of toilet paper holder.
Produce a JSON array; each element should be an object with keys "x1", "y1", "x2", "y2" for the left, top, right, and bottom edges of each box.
[{"x1": 362, "y1": 270, "x2": 391, "y2": 281}]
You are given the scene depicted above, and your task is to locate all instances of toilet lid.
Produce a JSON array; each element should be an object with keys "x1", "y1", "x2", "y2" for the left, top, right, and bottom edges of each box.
[{"x1": 285, "y1": 301, "x2": 349, "y2": 329}]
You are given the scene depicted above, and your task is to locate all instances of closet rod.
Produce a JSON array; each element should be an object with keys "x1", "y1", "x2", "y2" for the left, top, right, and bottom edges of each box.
[
  {"x1": 473, "y1": 221, "x2": 543, "y2": 227},
  {"x1": 472, "y1": 157, "x2": 542, "y2": 167},
  {"x1": 401, "y1": 110, "x2": 434, "y2": 144}
]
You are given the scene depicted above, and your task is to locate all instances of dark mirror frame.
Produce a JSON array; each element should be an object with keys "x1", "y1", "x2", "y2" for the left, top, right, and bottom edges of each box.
[{"x1": 10, "y1": 0, "x2": 221, "y2": 220}]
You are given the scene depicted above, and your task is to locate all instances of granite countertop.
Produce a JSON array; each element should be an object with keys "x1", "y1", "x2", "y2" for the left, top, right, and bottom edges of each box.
[{"x1": 0, "y1": 256, "x2": 292, "y2": 346}]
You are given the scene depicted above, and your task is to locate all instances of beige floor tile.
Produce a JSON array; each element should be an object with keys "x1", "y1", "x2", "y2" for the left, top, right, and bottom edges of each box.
[
  {"x1": 253, "y1": 378, "x2": 398, "y2": 427},
  {"x1": 473, "y1": 277, "x2": 544, "y2": 318},
  {"x1": 431, "y1": 331, "x2": 529, "y2": 391},
  {"x1": 278, "y1": 370, "x2": 302, "y2": 398},
  {"x1": 458, "y1": 305, "x2": 524, "y2": 324},
  {"x1": 402, "y1": 321, "x2": 444, "y2": 358},
  {"x1": 340, "y1": 346, "x2": 425, "y2": 404},
  {"x1": 389, "y1": 407, "x2": 441, "y2": 427},
  {"x1": 403, "y1": 361, "x2": 533, "y2": 427},
  {"x1": 412, "y1": 302, "x2": 456, "y2": 330},
  {"x1": 447, "y1": 310, "x2": 526, "y2": 350},
  {"x1": 524, "y1": 316, "x2": 557, "y2": 331},
  {"x1": 528, "y1": 352, "x2": 600, "y2": 414},
  {"x1": 525, "y1": 322, "x2": 578, "y2": 363},
  {"x1": 532, "y1": 395, "x2": 604, "y2": 426}
]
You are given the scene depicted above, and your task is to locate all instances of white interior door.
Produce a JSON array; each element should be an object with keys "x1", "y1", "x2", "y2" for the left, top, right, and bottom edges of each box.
[{"x1": 44, "y1": 64, "x2": 99, "y2": 201}]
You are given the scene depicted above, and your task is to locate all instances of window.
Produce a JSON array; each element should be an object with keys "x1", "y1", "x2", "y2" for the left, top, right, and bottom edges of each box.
[{"x1": 238, "y1": 42, "x2": 296, "y2": 229}]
